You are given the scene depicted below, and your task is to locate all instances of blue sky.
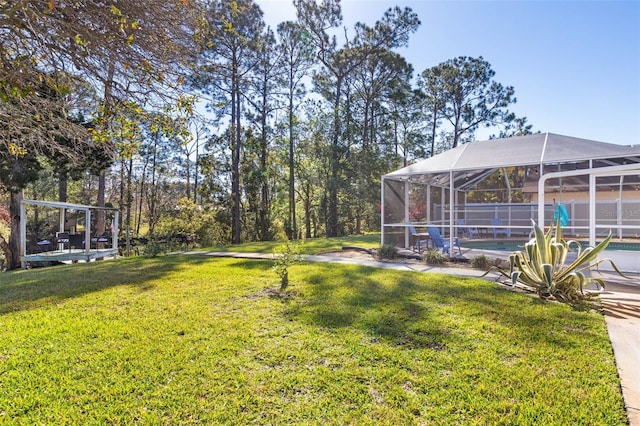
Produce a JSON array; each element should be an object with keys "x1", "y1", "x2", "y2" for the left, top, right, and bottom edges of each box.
[{"x1": 256, "y1": 0, "x2": 640, "y2": 146}]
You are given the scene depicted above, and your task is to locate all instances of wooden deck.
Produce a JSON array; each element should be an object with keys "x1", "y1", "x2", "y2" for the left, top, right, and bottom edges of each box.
[{"x1": 21, "y1": 248, "x2": 118, "y2": 263}]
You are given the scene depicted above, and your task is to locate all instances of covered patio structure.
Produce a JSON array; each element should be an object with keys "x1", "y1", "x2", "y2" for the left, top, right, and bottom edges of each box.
[
  {"x1": 19, "y1": 199, "x2": 119, "y2": 267},
  {"x1": 381, "y1": 133, "x2": 640, "y2": 271}
]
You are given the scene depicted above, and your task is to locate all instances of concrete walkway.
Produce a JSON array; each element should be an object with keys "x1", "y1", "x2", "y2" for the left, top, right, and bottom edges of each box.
[
  {"x1": 599, "y1": 277, "x2": 640, "y2": 425},
  {"x1": 184, "y1": 250, "x2": 640, "y2": 424}
]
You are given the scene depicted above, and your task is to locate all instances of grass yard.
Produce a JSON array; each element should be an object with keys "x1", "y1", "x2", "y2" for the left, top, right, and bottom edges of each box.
[
  {"x1": 0, "y1": 253, "x2": 627, "y2": 424},
  {"x1": 201, "y1": 233, "x2": 382, "y2": 255}
]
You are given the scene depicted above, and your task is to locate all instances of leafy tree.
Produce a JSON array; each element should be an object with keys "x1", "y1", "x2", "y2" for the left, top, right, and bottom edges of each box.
[
  {"x1": 245, "y1": 27, "x2": 281, "y2": 241},
  {"x1": 294, "y1": 0, "x2": 420, "y2": 236},
  {"x1": 346, "y1": 48, "x2": 415, "y2": 233},
  {"x1": 420, "y1": 56, "x2": 517, "y2": 150},
  {"x1": 296, "y1": 100, "x2": 333, "y2": 238},
  {"x1": 350, "y1": 49, "x2": 412, "y2": 149},
  {"x1": 276, "y1": 21, "x2": 315, "y2": 240},
  {"x1": 1, "y1": 0, "x2": 197, "y2": 269},
  {"x1": 192, "y1": 0, "x2": 265, "y2": 244},
  {"x1": 387, "y1": 86, "x2": 428, "y2": 166},
  {"x1": 417, "y1": 66, "x2": 447, "y2": 157},
  {"x1": 0, "y1": 74, "x2": 108, "y2": 269},
  {"x1": 197, "y1": 131, "x2": 235, "y2": 242},
  {"x1": 2, "y1": 0, "x2": 196, "y2": 170},
  {"x1": 493, "y1": 116, "x2": 537, "y2": 138}
]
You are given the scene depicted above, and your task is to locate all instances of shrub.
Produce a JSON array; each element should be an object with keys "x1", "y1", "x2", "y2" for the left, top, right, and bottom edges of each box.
[
  {"x1": 143, "y1": 239, "x2": 165, "y2": 257},
  {"x1": 423, "y1": 249, "x2": 447, "y2": 266},
  {"x1": 153, "y1": 197, "x2": 225, "y2": 248},
  {"x1": 471, "y1": 254, "x2": 492, "y2": 270},
  {"x1": 377, "y1": 244, "x2": 398, "y2": 260},
  {"x1": 489, "y1": 220, "x2": 627, "y2": 304}
]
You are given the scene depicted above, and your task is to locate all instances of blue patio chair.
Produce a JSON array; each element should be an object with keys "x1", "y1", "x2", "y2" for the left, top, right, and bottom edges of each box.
[
  {"x1": 408, "y1": 224, "x2": 429, "y2": 252},
  {"x1": 426, "y1": 226, "x2": 462, "y2": 256},
  {"x1": 491, "y1": 218, "x2": 510, "y2": 238},
  {"x1": 456, "y1": 219, "x2": 479, "y2": 238}
]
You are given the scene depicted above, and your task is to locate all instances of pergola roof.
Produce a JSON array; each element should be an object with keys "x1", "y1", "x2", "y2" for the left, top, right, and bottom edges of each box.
[{"x1": 384, "y1": 133, "x2": 640, "y2": 191}]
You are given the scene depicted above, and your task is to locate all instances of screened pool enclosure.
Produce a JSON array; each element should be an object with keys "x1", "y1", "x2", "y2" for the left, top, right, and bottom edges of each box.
[{"x1": 381, "y1": 133, "x2": 640, "y2": 271}]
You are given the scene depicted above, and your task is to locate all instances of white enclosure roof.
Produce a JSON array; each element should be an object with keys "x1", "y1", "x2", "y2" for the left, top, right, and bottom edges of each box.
[
  {"x1": 385, "y1": 133, "x2": 640, "y2": 178},
  {"x1": 22, "y1": 199, "x2": 118, "y2": 211}
]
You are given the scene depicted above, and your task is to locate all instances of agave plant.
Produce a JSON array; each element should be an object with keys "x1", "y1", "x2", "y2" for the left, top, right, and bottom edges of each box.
[{"x1": 492, "y1": 220, "x2": 626, "y2": 303}]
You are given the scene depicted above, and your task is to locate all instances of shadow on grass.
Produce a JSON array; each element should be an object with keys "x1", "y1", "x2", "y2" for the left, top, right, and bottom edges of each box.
[
  {"x1": 288, "y1": 263, "x2": 603, "y2": 350},
  {"x1": 285, "y1": 265, "x2": 450, "y2": 349},
  {"x1": 0, "y1": 254, "x2": 219, "y2": 316}
]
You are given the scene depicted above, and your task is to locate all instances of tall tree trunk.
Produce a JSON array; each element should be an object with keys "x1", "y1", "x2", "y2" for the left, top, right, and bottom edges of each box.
[
  {"x1": 6, "y1": 191, "x2": 24, "y2": 270},
  {"x1": 193, "y1": 138, "x2": 199, "y2": 204},
  {"x1": 452, "y1": 109, "x2": 462, "y2": 149},
  {"x1": 288, "y1": 85, "x2": 296, "y2": 240},
  {"x1": 185, "y1": 159, "x2": 191, "y2": 201},
  {"x1": 125, "y1": 156, "x2": 133, "y2": 256},
  {"x1": 327, "y1": 74, "x2": 342, "y2": 237},
  {"x1": 260, "y1": 107, "x2": 270, "y2": 241},
  {"x1": 363, "y1": 101, "x2": 369, "y2": 149},
  {"x1": 119, "y1": 157, "x2": 125, "y2": 232},
  {"x1": 58, "y1": 179, "x2": 68, "y2": 202},
  {"x1": 303, "y1": 183, "x2": 312, "y2": 239},
  {"x1": 430, "y1": 104, "x2": 438, "y2": 157},
  {"x1": 148, "y1": 137, "x2": 159, "y2": 237},
  {"x1": 136, "y1": 162, "x2": 147, "y2": 236},
  {"x1": 231, "y1": 59, "x2": 242, "y2": 244},
  {"x1": 97, "y1": 62, "x2": 114, "y2": 239}
]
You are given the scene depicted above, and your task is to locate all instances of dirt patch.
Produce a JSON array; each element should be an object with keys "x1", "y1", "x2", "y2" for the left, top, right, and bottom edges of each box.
[
  {"x1": 244, "y1": 288, "x2": 301, "y2": 300},
  {"x1": 319, "y1": 249, "x2": 482, "y2": 270},
  {"x1": 317, "y1": 249, "x2": 376, "y2": 259}
]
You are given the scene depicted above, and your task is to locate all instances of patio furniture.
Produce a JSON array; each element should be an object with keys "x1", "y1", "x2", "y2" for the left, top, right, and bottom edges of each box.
[
  {"x1": 426, "y1": 226, "x2": 462, "y2": 256},
  {"x1": 55, "y1": 232, "x2": 70, "y2": 251},
  {"x1": 69, "y1": 233, "x2": 84, "y2": 249},
  {"x1": 409, "y1": 224, "x2": 430, "y2": 253},
  {"x1": 91, "y1": 231, "x2": 111, "y2": 248},
  {"x1": 457, "y1": 219, "x2": 479, "y2": 238},
  {"x1": 491, "y1": 218, "x2": 510, "y2": 238},
  {"x1": 36, "y1": 238, "x2": 53, "y2": 252}
]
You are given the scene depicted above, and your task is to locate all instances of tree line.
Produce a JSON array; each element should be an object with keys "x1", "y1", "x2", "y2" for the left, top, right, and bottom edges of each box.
[{"x1": 0, "y1": 0, "x2": 532, "y2": 270}]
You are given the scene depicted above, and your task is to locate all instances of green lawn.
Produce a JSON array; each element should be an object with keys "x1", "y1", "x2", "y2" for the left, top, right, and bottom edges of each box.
[
  {"x1": 200, "y1": 233, "x2": 382, "y2": 255},
  {"x1": 0, "y1": 253, "x2": 627, "y2": 425}
]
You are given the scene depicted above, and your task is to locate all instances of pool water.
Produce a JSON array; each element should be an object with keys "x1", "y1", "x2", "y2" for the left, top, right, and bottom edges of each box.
[{"x1": 463, "y1": 241, "x2": 526, "y2": 252}]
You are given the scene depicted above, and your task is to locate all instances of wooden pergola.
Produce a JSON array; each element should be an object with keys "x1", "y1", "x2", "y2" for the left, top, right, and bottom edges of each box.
[{"x1": 20, "y1": 199, "x2": 119, "y2": 267}]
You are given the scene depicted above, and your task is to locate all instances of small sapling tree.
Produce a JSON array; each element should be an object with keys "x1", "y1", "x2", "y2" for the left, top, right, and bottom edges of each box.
[{"x1": 272, "y1": 241, "x2": 305, "y2": 292}]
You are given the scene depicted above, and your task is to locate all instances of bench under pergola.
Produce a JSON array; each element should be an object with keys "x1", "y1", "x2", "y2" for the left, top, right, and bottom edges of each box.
[{"x1": 19, "y1": 199, "x2": 119, "y2": 267}]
